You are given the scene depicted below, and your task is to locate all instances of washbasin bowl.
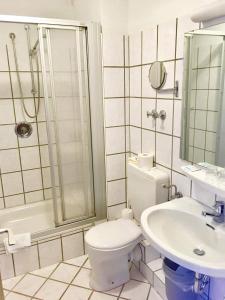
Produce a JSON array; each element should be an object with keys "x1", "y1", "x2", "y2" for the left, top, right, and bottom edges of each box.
[{"x1": 141, "y1": 197, "x2": 225, "y2": 277}]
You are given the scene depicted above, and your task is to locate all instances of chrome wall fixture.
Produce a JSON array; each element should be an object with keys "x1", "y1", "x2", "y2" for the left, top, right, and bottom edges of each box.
[{"x1": 146, "y1": 109, "x2": 167, "y2": 120}]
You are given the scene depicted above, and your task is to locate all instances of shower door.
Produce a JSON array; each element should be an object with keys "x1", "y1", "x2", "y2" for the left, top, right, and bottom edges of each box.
[{"x1": 39, "y1": 24, "x2": 95, "y2": 226}]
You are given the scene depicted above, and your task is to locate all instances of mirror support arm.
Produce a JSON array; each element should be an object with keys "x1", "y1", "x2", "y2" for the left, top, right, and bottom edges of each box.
[{"x1": 157, "y1": 80, "x2": 179, "y2": 97}]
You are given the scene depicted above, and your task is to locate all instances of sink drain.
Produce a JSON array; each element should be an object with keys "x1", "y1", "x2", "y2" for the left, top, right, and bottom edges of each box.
[{"x1": 193, "y1": 248, "x2": 205, "y2": 256}]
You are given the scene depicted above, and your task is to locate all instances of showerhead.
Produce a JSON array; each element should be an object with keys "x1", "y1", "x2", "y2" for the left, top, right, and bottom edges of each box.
[{"x1": 9, "y1": 32, "x2": 16, "y2": 40}]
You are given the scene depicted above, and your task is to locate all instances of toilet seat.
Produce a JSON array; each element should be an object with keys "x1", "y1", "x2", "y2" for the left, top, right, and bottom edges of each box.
[{"x1": 85, "y1": 219, "x2": 142, "y2": 250}]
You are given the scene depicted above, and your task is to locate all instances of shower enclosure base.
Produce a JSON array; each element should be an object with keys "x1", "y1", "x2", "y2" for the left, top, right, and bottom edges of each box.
[
  {"x1": 0, "y1": 200, "x2": 97, "y2": 280},
  {"x1": 0, "y1": 200, "x2": 54, "y2": 239}
]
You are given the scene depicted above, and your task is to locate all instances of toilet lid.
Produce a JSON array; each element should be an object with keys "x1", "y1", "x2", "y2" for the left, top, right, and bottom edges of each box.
[{"x1": 85, "y1": 219, "x2": 142, "y2": 250}]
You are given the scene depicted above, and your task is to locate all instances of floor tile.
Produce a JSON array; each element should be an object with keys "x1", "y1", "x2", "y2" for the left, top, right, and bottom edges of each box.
[
  {"x1": 83, "y1": 258, "x2": 91, "y2": 269},
  {"x1": 147, "y1": 259, "x2": 163, "y2": 272},
  {"x1": 31, "y1": 264, "x2": 58, "y2": 278},
  {"x1": 13, "y1": 274, "x2": 46, "y2": 296},
  {"x1": 61, "y1": 285, "x2": 92, "y2": 300},
  {"x1": 120, "y1": 279, "x2": 150, "y2": 300},
  {"x1": 148, "y1": 287, "x2": 163, "y2": 300},
  {"x1": 91, "y1": 291, "x2": 118, "y2": 300},
  {"x1": 155, "y1": 270, "x2": 165, "y2": 284},
  {"x1": 130, "y1": 264, "x2": 148, "y2": 283},
  {"x1": 6, "y1": 292, "x2": 31, "y2": 299},
  {"x1": 72, "y1": 268, "x2": 91, "y2": 289},
  {"x1": 50, "y1": 263, "x2": 80, "y2": 283},
  {"x1": 105, "y1": 285, "x2": 123, "y2": 297},
  {"x1": 35, "y1": 279, "x2": 68, "y2": 300},
  {"x1": 65, "y1": 254, "x2": 88, "y2": 267},
  {"x1": 3, "y1": 275, "x2": 24, "y2": 290}
]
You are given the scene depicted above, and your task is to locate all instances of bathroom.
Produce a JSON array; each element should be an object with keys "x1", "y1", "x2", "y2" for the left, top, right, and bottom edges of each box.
[{"x1": 0, "y1": 0, "x2": 224, "y2": 299}]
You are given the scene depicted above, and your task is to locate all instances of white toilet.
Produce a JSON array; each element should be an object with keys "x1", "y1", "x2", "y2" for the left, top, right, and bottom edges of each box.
[{"x1": 85, "y1": 159, "x2": 169, "y2": 291}]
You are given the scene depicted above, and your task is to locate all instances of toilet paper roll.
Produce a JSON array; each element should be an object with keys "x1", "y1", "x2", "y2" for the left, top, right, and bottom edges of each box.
[
  {"x1": 138, "y1": 153, "x2": 154, "y2": 170},
  {"x1": 121, "y1": 208, "x2": 133, "y2": 220}
]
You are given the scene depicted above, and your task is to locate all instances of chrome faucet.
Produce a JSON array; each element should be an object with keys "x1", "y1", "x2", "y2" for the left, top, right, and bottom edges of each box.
[{"x1": 202, "y1": 200, "x2": 225, "y2": 223}]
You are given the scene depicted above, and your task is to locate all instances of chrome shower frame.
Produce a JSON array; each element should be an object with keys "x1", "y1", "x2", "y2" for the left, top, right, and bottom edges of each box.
[{"x1": 0, "y1": 15, "x2": 106, "y2": 235}]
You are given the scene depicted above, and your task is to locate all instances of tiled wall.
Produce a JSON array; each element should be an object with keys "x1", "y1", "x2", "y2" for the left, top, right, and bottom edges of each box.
[
  {"x1": 103, "y1": 15, "x2": 223, "y2": 216},
  {"x1": 127, "y1": 17, "x2": 199, "y2": 200},
  {"x1": 0, "y1": 23, "x2": 52, "y2": 210},
  {"x1": 103, "y1": 31, "x2": 129, "y2": 219}
]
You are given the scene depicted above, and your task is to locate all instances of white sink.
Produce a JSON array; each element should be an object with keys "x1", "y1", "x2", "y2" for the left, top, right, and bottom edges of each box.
[{"x1": 141, "y1": 197, "x2": 225, "y2": 277}]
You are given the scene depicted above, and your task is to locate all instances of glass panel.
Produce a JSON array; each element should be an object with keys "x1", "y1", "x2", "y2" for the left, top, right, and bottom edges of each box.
[
  {"x1": 41, "y1": 26, "x2": 95, "y2": 224},
  {"x1": 181, "y1": 33, "x2": 225, "y2": 166}
]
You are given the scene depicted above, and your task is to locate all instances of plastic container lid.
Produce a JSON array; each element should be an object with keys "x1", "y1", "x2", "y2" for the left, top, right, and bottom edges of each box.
[{"x1": 85, "y1": 219, "x2": 142, "y2": 250}]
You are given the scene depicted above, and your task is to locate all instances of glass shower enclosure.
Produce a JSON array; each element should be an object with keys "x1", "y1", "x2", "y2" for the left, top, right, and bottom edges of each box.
[{"x1": 0, "y1": 15, "x2": 106, "y2": 233}]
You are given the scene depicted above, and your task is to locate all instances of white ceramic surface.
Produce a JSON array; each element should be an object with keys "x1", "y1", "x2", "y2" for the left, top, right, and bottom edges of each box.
[{"x1": 141, "y1": 196, "x2": 225, "y2": 277}]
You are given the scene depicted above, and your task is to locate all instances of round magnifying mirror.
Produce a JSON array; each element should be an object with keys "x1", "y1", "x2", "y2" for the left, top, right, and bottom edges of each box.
[{"x1": 148, "y1": 61, "x2": 166, "y2": 89}]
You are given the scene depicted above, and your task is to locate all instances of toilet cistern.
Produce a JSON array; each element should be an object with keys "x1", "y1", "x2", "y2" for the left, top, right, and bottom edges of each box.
[{"x1": 202, "y1": 200, "x2": 225, "y2": 223}]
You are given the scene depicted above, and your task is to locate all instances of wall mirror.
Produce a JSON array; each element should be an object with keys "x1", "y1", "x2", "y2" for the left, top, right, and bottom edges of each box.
[
  {"x1": 181, "y1": 23, "x2": 225, "y2": 168},
  {"x1": 148, "y1": 61, "x2": 166, "y2": 89}
]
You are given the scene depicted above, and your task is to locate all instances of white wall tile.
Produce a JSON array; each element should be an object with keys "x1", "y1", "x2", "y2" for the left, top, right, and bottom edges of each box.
[
  {"x1": 142, "y1": 129, "x2": 155, "y2": 155},
  {"x1": 0, "y1": 149, "x2": 20, "y2": 173},
  {"x1": 106, "y1": 154, "x2": 125, "y2": 181},
  {"x1": 175, "y1": 59, "x2": 183, "y2": 99},
  {"x1": 191, "y1": 181, "x2": 215, "y2": 207},
  {"x1": 23, "y1": 169, "x2": 42, "y2": 192},
  {"x1": 142, "y1": 28, "x2": 157, "y2": 64},
  {"x1": 156, "y1": 133, "x2": 172, "y2": 168},
  {"x1": 0, "y1": 253, "x2": 14, "y2": 279},
  {"x1": 40, "y1": 145, "x2": 50, "y2": 167},
  {"x1": 107, "y1": 203, "x2": 126, "y2": 220},
  {"x1": 0, "y1": 100, "x2": 15, "y2": 124},
  {"x1": 13, "y1": 245, "x2": 39, "y2": 275},
  {"x1": 5, "y1": 194, "x2": 24, "y2": 208},
  {"x1": 20, "y1": 146, "x2": 40, "y2": 170},
  {"x1": 172, "y1": 137, "x2": 189, "y2": 173},
  {"x1": 37, "y1": 122, "x2": 48, "y2": 145},
  {"x1": 0, "y1": 125, "x2": 18, "y2": 150},
  {"x1": 142, "y1": 65, "x2": 157, "y2": 98},
  {"x1": 142, "y1": 99, "x2": 156, "y2": 130},
  {"x1": 130, "y1": 98, "x2": 141, "y2": 127},
  {"x1": 105, "y1": 98, "x2": 125, "y2": 127},
  {"x1": 156, "y1": 100, "x2": 173, "y2": 135},
  {"x1": 130, "y1": 66, "x2": 141, "y2": 97},
  {"x1": 157, "y1": 61, "x2": 175, "y2": 99},
  {"x1": 173, "y1": 100, "x2": 182, "y2": 137},
  {"x1": 26, "y1": 190, "x2": 44, "y2": 203},
  {"x1": 158, "y1": 20, "x2": 176, "y2": 61},
  {"x1": 130, "y1": 126, "x2": 141, "y2": 154},
  {"x1": 14, "y1": 98, "x2": 36, "y2": 123},
  {"x1": 171, "y1": 171, "x2": 191, "y2": 197},
  {"x1": 105, "y1": 127, "x2": 125, "y2": 154},
  {"x1": 104, "y1": 68, "x2": 124, "y2": 98},
  {"x1": 0, "y1": 73, "x2": 12, "y2": 98},
  {"x1": 39, "y1": 238, "x2": 62, "y2": 268},
  {"x1": 107, "y1": 179, "x2": 126, "y2": 206},
  {"x1": 62, "y1": 232, "x2": 84, "y2": 261},
  {"x1": 2, "y1": 172, "x2": 23, "y2": 196},
  {"x1": 42, "y1": 167, "x2": 52, "y2": 189}
]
